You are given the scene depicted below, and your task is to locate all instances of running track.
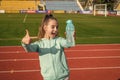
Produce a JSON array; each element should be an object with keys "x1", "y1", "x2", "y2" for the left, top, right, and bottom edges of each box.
[{"x1": 0, "y1": 44, "x2": 120, "y2": 80}]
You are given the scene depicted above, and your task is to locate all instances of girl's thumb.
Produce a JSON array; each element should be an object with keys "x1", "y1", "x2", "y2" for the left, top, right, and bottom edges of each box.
[{"x1": 25, "y1": 29, "x2": 30, "y2": 36}]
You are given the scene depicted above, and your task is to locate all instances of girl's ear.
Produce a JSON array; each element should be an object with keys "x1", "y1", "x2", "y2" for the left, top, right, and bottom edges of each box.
[{"x1": 43, "y1": 25, "x2": 47, "y2": 31}]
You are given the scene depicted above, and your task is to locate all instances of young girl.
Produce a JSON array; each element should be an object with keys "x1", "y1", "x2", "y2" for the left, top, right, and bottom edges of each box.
[{"x1": 21, "y1": 14, "x2": 75, "y2": 80}]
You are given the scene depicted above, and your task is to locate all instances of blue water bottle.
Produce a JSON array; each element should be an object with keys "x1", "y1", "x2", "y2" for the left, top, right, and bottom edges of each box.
[{"x1": 66, "y1": 19, "x2": 75, "y2": 46}]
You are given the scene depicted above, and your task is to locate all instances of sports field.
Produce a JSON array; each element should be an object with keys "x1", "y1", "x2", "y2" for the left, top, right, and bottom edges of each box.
[
  {"x1": 0, "y1": 13, "x2": 120, "y2": 80},
  {"x1": 0, "y1": 13, "x2": 120, "y2": 46}
]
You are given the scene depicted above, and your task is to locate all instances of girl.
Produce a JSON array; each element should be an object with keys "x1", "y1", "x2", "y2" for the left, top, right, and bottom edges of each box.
[{"x1": 21, "y1": 14, "x2": 75, "y2": 80}]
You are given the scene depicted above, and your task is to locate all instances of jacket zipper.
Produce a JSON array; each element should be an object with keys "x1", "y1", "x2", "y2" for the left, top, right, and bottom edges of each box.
[{"x1": 49, "y1": 39, "x2": 57, "y2": 79}]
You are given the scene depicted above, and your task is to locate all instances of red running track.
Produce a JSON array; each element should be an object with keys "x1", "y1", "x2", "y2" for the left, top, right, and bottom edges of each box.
[{"x1": 0, "y1": 44, "x2": 120, "y2": 80}]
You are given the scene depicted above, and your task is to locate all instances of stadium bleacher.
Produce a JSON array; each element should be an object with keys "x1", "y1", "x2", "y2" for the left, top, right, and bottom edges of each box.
[
  {"x1": 0, "y1": 0, "x2": 40, "y2": 13},
  {"x1": 45, "y1": 0, "x2": 80, "y2": 11}
]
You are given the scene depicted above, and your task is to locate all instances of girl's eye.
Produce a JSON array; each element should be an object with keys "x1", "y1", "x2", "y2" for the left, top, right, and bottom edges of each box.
[
  {"x1": 51, "y1": 25, "x2": 58, "y2": 29},
  {"x1": 56, "y1": 26, "x2": 58, "y2": 29},
  {"x1": 51, "y1": 26, "x2": 55, "y2": 29}
]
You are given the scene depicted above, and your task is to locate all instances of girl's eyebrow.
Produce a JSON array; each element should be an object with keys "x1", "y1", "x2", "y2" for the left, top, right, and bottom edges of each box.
[{"x1": 51, "y1": 24, "x2": 58, "y2": 26}]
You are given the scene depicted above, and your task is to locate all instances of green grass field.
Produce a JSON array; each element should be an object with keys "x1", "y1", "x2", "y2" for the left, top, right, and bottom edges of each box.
[{"x1": 0, "y1": 13, "x2": 120, "y2": 46}]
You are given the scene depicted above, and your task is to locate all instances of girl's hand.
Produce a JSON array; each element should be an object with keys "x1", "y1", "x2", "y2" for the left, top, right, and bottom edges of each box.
[
  {"x1": 65, "y1": 31, "x2": 76, "y2": 40},
  {"x1": 22, "y1": 29, "x2": 31, "y2": 44}
]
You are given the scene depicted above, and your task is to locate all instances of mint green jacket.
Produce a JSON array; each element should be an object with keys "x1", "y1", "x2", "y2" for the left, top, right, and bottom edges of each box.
[{"x1": 22, "y1": 37, "x2": 73, "y2": 80}]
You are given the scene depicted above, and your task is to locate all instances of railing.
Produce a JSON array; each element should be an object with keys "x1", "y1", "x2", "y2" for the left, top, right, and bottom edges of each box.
[{"x1": 114, "y1": 0, "x2": 120, "y2": 9}]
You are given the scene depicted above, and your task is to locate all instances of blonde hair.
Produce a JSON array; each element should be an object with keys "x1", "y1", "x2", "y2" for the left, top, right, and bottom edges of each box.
[{"x1": 38, "y1": 14, "x2": 58, "y2": 39}]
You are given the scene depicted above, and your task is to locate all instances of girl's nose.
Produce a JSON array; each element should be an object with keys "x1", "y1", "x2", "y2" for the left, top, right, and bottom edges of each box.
[{"x1": 54, "y1": 27, "x2": 58, "y2": 31}]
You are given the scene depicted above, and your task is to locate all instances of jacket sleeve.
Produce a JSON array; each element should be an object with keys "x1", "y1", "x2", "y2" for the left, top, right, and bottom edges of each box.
[
  {"x1": 59, "y1": 37, "x2": 74, "y2": 48},
  {"x1": 21, "y1": 41, "x2": 39, "y2": 52}
]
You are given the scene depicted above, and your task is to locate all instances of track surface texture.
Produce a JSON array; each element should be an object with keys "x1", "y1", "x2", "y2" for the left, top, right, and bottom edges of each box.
[{"x1": 0, "y1": 44, "x2": 120, "y2": 80}]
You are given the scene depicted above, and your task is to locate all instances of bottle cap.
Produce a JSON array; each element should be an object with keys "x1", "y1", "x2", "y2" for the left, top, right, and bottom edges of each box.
[{"x1": 66, "y1": 20, "x2": 72, "y2": 24}]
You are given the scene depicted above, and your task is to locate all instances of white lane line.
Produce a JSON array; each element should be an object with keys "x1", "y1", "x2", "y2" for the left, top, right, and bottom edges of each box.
[
  {"x1": 0, "y1": 69, "x2": 40, "y2": 74},
  {"x1": 0, "y1": 66, "x2": 120, "y2": 74},
  {"x1": 23, "y1": 13, "x2": 28, "y2": 23},
  {"x1": 0, "y1": 56, "x2": 120, "y2": 62},
  {"x1": 65, "y1": 49, "x2": 120, "y2": 52},
  {"x1": 0, "y1": 59, "x2": 38, "y2": 62},
  {"x1": 67, "y1": 56, "x2": 120, "y2": 59},
  {"x1": 70, "y1": 67, "x2": 120, "y2": 70}
]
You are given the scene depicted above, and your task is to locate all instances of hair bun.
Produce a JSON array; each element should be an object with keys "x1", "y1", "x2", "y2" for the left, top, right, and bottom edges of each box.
[
  {"x1": 44, "y1": 14, "x2": 53, "y2": 20},
  {"x1": 46, "y1": 14, "x2": 53, "y2": 18}
]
